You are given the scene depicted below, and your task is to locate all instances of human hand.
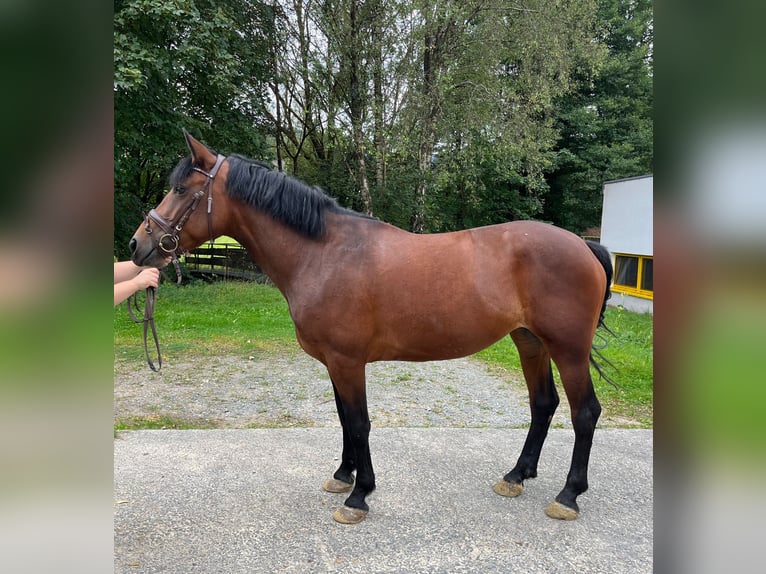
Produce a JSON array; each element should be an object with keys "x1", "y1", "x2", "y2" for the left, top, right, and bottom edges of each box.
[{"x1": 132, "y1": 268, "x2": 161, "y2": 290}]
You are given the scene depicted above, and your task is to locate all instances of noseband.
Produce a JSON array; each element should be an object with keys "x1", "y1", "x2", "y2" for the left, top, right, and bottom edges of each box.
[{"x1": 144, "y1": 153, "x2": 226, "y2": 283}]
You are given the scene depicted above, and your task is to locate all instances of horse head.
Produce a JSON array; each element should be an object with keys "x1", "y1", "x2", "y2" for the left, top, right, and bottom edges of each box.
[{"x1": 129, "y1": 130, "x2": 228, "y2": 269}]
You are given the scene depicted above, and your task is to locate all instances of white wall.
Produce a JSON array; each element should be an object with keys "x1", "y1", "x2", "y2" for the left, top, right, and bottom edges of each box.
[
  {"x1": 599, "y1": 175, "x2": 653, "y2": 314},
  {"x1": 600, "y1": 175, "x2": 653, "y2": 256}
]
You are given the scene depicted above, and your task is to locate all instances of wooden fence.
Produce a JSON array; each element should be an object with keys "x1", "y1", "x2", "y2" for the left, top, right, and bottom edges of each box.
[{"x1": 184, "y1": 243, "x2": 267, "y2": 282}]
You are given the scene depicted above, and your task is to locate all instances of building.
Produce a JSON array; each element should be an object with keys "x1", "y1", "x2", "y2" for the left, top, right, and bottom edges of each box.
[{"x1": 599, "y1": 175, "x2": 653, "y2": 314}]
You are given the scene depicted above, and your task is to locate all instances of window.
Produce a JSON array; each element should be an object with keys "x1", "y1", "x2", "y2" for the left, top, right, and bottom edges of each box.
[{"x1": 613, "y1": 254, "x2": 653, "y2": 299}]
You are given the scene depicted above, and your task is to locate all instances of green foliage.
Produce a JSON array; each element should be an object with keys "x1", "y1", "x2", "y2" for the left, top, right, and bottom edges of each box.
[
  {"x1": 113, "y1": 0, "x2": 273, "y2": 258},
  {"x1": 543, "y1": 0, "x2": 653, "y2": 233},
  {"x1": 429, "y1": 134, "x2": 544, "y2": 231},
  {"x1": 370, "y1": 156, "x2": 421, "y2": 230},
  {"x1": 113, "y1": 0, "x2": 653, "y2": 255},
  {"x1": 389, "y1": 0, "x2": 605, "y2": 232}
]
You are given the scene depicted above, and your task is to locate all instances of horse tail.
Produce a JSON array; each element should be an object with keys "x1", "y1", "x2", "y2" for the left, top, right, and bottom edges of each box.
[
  {"x1": 585, "y1": 240, "x2": 618, "y2": 386},
  {"x1": 586, "y1": 241, "x2": 613, "y2": 329}
]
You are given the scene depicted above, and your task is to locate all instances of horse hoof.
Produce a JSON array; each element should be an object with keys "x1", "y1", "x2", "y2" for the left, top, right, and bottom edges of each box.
[
  {"x1": 545, "y1": 501, "x2": 579, "y2": 521},
  {"x1": 332, "y1": 505, "x2": 368, "y2": 524},
  {"x1": 493, "y1": 479, "x2": 524, "y2": 498},
  {"x1": 322, "y1": 478, "x2": 354, "y2": 493}
]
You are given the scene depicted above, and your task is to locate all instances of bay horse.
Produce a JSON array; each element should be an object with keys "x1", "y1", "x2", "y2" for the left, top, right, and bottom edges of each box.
[{"x1": 129, "y1": 131, "x2": 614, "y2": 524}]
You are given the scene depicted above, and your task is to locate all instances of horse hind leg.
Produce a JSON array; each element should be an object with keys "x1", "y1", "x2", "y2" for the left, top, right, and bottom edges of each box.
[
  {"x1": 494, "y1": 328, "x2": 559, "y2": 499},
  {"x1": 544, "y1": 351, "x2": 602, "y2": 521}
]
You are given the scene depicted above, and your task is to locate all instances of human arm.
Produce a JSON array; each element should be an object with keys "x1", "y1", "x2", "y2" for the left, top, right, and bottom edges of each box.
[
  {"x1": 114, "y1": 260, "x2": 144, "y2": 284},
  {"x1": 114, "y1": 264, "x2": 161, "y2": 305}
]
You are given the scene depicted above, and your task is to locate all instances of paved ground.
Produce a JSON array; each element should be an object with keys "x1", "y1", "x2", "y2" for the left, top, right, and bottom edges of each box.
[{"x1": 114, "y1": 427, "x2": 652, "y2": 573}]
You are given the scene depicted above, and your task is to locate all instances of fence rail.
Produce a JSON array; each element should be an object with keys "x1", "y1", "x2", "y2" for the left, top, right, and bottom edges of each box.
[{"x1": 184, "y1": 244, "x2": 267, "y2": 282}]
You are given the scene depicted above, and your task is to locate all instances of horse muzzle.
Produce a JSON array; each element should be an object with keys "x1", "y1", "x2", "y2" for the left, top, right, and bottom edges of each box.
[{"x1": 129, "y1": 234, "x2": 169, "y2": 268}]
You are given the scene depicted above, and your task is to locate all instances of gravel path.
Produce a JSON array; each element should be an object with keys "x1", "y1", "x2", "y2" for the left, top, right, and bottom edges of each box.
[{"x1": 115, "y1": 346, "x2": 627, "y2": 429}]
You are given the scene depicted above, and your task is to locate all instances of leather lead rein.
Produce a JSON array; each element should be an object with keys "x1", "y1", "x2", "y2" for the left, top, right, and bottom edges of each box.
[{"x1": 127, "y1": 286, "x2": 162, "y2": 372}]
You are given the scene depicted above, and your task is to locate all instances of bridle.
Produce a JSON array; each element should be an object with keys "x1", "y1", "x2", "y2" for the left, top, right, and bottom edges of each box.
[
  {"x1": 129, "y1": 153, "x2": 226, "y2": 371},
  {"x1": 144, "y1": 153, "x2": 226, "y2": 284}
]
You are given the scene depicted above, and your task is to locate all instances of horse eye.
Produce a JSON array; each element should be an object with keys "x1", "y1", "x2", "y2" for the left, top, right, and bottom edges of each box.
[{"x1": 174, "y1": 185, "x2": 187, "y2": 195}]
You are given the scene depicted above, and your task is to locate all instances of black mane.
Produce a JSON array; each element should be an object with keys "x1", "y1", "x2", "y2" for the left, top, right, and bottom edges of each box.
[
  {"x1": 168, "y1": 152, "x2": 370, "y2": 238},
  {"x1": 225, "y1": 154, "x2": 367, "y2": 238}
]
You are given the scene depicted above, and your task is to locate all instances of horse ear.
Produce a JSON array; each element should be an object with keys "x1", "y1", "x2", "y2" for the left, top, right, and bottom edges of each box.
[{"x1": 182, "y1": 129, "x2": 216, "y2": 169}]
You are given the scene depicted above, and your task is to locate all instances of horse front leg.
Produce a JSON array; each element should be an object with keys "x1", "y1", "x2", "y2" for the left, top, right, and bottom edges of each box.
[
  {"x1": 323, "y1": 360, "x2": 375, "y2": 524},
  {"x1": 321, "y1": 381, "x2": 356, "y2": 494}
]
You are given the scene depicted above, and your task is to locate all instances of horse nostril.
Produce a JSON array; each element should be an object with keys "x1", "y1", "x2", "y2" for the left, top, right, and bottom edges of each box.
[{"x1": 129, "y1": 237, "x2": 137, "y2": 255}]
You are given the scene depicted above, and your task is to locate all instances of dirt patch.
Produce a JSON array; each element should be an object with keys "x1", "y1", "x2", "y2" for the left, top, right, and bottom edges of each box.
[{"x1": 115, "y1": 347, "x2": 633, "y2": 429}]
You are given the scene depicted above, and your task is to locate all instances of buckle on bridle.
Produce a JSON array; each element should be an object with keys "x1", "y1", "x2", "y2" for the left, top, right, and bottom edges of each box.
[
  {"x1": 158, "y1": 233, "x2": 180, "y2": 254},
  {"x1": 143, "y1": 212, "x2": 153, "y2": 234}
]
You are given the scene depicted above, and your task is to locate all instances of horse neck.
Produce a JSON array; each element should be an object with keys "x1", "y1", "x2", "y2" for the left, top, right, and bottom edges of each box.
[{"x1": 227, "y1": 208, "x2": 322, "y2": 294}]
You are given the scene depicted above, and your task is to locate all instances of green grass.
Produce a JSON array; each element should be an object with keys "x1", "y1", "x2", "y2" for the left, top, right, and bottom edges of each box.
[
  {"x1": 114, "y1": 414, "x2": 220, "y2": 431},
  {"x1": 114, "y1": 281, "x2": 296, "y2": 361},
  {"x1": 115, "y1": 282, "x2": 653, "y2": 426},
  {"x1": 475, "y1": 306, "x2": 653, "y2": 426},
  {"x1": 595, "y1": 306, "x2": 654, "y2": 425}
]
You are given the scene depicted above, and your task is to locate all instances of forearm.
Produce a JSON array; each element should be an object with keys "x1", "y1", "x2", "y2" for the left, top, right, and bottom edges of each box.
[
  {"x1": 114, "y1": 260, "x2": 142, "y2": 284},
  {"x1": 114, "y1": 279, "x2": 139, "y2": 305}
]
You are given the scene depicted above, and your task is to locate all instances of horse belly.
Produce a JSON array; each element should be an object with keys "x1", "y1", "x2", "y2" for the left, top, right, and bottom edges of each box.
[
  {"x1": 376, "y1": 329, "x2": 507, "y2": 362},
  {"x1": 372, "y1": 293, "x2": 516, "y2": 362}
]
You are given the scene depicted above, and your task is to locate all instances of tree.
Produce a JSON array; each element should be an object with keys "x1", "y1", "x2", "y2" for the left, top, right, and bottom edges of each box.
[
  {"x1": 114, "y1": 0, "x2": 648, "y2": 256},
  {"x1": 114, "y1": 0, "x2": 272, "y2": 258},
  {"x1": 543, "y1": 0, "x2": 653, "y2": 233},
  {"x1": 264, "y1": 0, "x2": 329, "y2": 176},
  {"x1": 401, "y1": 0, "x2": 604, "y2": 232}
]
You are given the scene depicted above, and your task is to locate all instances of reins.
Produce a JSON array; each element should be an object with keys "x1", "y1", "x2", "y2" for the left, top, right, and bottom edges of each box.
[
  {"x1": 126, "y1": 286, "x2": 162, "y2": 372},
  {"x1": 129, "y1": 153, "x2": 226, "y2": 371}
]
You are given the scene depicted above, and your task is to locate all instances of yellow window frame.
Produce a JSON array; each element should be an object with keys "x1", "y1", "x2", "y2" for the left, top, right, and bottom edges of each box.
[{"x1": 612, "y1": 254, "x2": 653, "y2": 300}]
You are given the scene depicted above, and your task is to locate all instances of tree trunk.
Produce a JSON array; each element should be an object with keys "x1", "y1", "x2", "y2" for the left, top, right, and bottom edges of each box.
[
  {"x1": 371, "y1": 0, "x2": 385, "y2": 190},
  {"x1": 413, "y1": 26, "x2": 442, "y2": 232},
  {"x1": 349, "y1": 0, "x2": 372, "y2": 214},
  {"x1": 269, "y1": 1, "x2": 284, "y2": 171}
]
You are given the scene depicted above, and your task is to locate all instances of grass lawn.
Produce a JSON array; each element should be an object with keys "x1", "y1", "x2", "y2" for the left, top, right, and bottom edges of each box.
[
  {"x1": 114, "y1": 281, "x2": 296, "y2": 360},
  {"x1": 115, "y1": 281, "x2": 653, "y2": 426},
  {"x1": 475, "y1": 306, "x2": 653, "y2": 426}
]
